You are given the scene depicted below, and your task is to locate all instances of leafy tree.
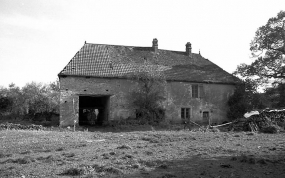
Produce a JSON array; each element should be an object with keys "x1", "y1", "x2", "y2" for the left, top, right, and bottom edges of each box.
[
  {"x1": 22, "y1": 81, "x2": 60, "y2": 117},
  {"x1": 7, "y1": 83, "x2": 26, "y2": 117},
  {"x1": 130, "y1": 63, "x2": 166, "y2": 125},
  {"x1": 264, "y1": 82, "x2": 285, "y2": 108},
  {"x1": 47, "y1": 79, "x2": 60, "y2": 113},
  {"x1": 234, "y1": 11, "x2": 285, "y2": 85},
  {"x1": 0, "y1": 87, "x2": 13, "y2": 116},
  {"x1": 227, "y1": 79, "x2": 266, "y2": 121},
  {"x1": 0, "y1": 80, "x2": 60, "y2": 121}
]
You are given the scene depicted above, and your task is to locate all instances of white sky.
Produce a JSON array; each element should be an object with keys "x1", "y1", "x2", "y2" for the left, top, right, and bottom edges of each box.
[{"x1": 0, "y1": 0, "x2": 284, "y2": 87}]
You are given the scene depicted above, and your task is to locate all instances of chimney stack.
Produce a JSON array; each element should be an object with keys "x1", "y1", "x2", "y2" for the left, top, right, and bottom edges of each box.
[
  {"x1": 152, "y1": 38, "x2": 158, "y2": 53},
  {"x1": 185, "y1": 42, "x2": 192, "y2": 57}
]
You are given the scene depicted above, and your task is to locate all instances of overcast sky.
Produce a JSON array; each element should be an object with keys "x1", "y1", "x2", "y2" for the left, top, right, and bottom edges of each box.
[{"x1": 0, "y1": 0, "x2": 284, "y2": 87}]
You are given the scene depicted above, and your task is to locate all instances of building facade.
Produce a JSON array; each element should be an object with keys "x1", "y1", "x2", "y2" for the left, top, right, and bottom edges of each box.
[{"x1": 58, "y1": 39, "x2": 239, "y2": 127}]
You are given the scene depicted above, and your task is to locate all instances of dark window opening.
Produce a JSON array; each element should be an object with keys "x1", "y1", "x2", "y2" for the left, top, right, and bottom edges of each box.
[
  {"x1": 181, "y1": 108, "x2": 190, "y2": 122},
  {"x1": 202, "y1": 111, "x2": 210, "y2": 125},
  {"x1": 79, "y1": 95, "x2": 110, "y2": 126},
  {"x1": 192, "y1": 85, "x2": 198, "y2": 98},
  {"x1": 136, "y1": 109, "x2": 142, "y2": 118}
]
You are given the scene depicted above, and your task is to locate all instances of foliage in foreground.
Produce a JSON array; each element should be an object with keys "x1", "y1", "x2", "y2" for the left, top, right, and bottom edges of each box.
[
  {"x1": 227, "y1": 80, "x2": 267, "y2": 121},
  {"x1": 129, "y1": 63, "x2": 166, "y2": 125},
  {"x1": 234, "y1": 10, "x2": 285, "y2": 85},
  {"x1": 231, "y1": 10, "x2": 285, "y2": 114},
  {"x1": 0, "y1": 80, "x2": 59, "y2": 121}
]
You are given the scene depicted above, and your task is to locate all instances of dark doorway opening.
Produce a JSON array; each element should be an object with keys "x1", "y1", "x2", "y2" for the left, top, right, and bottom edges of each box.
[{"x1": 79, "y1": 95, "x2": 110, "y2": 126}]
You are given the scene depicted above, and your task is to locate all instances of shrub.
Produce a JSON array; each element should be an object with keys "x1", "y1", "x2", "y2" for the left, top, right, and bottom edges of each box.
[
  {"x1": 129, "y1": 63, "x2": 166, "y2": 125},
  {"x1": 261, "y1": 125, "x2": 279, "y2": 134},
  {"x1": 61, "y1": 167, "x2": 84, "y2": 176}
]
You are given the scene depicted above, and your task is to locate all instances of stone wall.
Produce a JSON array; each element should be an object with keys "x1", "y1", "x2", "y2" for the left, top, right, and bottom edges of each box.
[
  {"x1": 59, "y1": 76, "x2": 235, "y2": 126},
  {"x1": 165, "y1": 82, "x2": 235, "y2": 124}
]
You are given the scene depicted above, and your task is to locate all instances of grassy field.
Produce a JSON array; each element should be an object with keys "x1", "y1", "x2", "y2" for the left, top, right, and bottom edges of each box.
[{"x1": 1, "y1": 128, "x2": 285, "y2": 178}]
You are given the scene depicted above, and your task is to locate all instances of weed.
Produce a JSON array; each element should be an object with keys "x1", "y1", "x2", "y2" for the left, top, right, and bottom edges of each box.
[
  {"x1": 102, "y1": 166, "x2": 123, "y2": 174},
  {"x1": 145, "y1": 151, "x2": 153, "y2": 156},
  {"x1": 77, "y1": 143, "x2": 87, "y2": 148},
  {"x1": 109, "y1": 151, "x2": 116, "y2": 155},
  {"x1": 55, "y1": 147, "x2": 64, "y2": 151},
  {"x1": 220, "y1": 164, "x2": 233, "y2": 168},
  {"x1": 92, "y1": 164, "x2": 123, "y2": 175},
  {"x1": 41, "y1": 149, "x2": 52, "y2": 153},
  {"x1": 117, "y1": 144, "x2": 132, "y2": 149},
  {"x1": 161, "y1": 173, "x2": 177, "y2": 178},
  {"x1": 261, "y1": 125, "x2": 279, "y2": 133},
  {"x1": 122, "y1": 154, "x2": 133, "y2": 159},
  {"x1": 246, "y1": 132, "x2": 255, "y2": 136},
  {"x1": 61, "y1": 167, "x2": 84, "y2": 176},
  {"x1": 62, "y1": 152, "x2": 75, "y2": 157},
  {"x1": 230, "y1": 156, "x2": 237, "y2": 161},
  {"x1": 132, "y1": 164, "x2": 140, "y2": 169},
  {"x1": 0, "y1": 153, "x2": 12, "y2": 158},
  {"x1": 240, "y1": 155, "x2": 248, "y2": 163},
  {"x1": 5, "y1": 156, "x2": 36, "y2": 164},
  {"x1": 157, "y1": 163, "x2": 168, "y2": 169},
  {"x1": 141, "y1": 137, "x2": 159, "y2": 143},
  {"x1": 101, "y1": 153, "x2": 110, "y2": 159},
  {"x1": 139, "y1": 160, "x2": 157, "y2": 167},
  {"x1": 257, "y1": 158, "x2": 267, "y2": 165},
  {"x1": 20, "y1": 150, "x2": 32, "y2": 154},
  {"x1": 248, "y1": 157, "x2": 256, "y2": 164}
]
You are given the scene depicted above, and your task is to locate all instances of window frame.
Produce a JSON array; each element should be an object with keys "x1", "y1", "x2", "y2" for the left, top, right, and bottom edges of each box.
[
  {"x1": 192, "y1": 84, "x2": 205, "y2": 99},
  {"x1": 192, "y1": 84, "x2": 199, "y2": 98},
  {"x1": 181, "y1": 107, "x2": 191, "y2": 121}
]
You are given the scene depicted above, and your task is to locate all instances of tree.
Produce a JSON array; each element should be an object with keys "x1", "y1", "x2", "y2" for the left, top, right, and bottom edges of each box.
[
  {"x1": 47, "y1": 79, "x2": 60, "y2": 114},
  {"x1": 234, "y1": 11, "x2": 285, "y2": 85},
  {"x1": 264, "y1": 82, "x2": 285, "y2": 108},
  {"x1": 0, "y1": 80, "x2": 60, "y2": 121},
  {"x1": 7, "y1": 83, "x2": 26, "y2": 117},
  {"x1": 22, "y1": 81, "x2": 60, "y2": 117},
  {"x1": 130, "y1": 63, "x2": 166, "y2": 125},
  {"x1": 0, "y1": 87, "x2": 13, "y2": 116},
  {"x1": 227, "y1": 79, "x2": 266, "y2": 121}
]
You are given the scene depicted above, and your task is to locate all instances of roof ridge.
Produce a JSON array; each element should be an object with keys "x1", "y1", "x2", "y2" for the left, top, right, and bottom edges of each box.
[{"x1": 84, "y1": 42, "x2": 201, "y2": 55}]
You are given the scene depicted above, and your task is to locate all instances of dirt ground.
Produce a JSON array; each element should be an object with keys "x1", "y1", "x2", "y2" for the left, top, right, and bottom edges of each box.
[{"x1": 0, "y1": 129, "x2": 285, "y2": 178}]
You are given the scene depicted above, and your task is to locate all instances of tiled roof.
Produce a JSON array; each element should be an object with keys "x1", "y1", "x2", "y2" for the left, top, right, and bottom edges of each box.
[{"x1": 59, "y1": 43, "x2": 240, "y2": 84}]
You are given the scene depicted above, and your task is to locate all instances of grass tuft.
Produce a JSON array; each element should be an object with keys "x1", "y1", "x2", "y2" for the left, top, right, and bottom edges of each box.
[{"x1": 117, "y1": 144, "x2": 132, "y2": 149}]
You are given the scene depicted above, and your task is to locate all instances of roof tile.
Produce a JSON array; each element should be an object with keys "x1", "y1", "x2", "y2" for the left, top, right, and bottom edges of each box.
[{"x1": 59, "y1": 43, "x2": 239, "y2": 84}]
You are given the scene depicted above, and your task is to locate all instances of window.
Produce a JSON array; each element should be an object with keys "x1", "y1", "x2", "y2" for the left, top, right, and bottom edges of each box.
[
  {"x1": 192, "y1": 85, "x2": 198, "y2": 98},
  {"x1": 192, "y1": 84, "x2": 204, "y2": 98},
  {"x1": 202, "y1": 111, "x2": 210, "y2": 124},
  {"x1": 181, "y1": 108, "x2": 190, "y2": 120},
  {"x1": 203, "y1": 111, "x2": 209, "y2": 120}
]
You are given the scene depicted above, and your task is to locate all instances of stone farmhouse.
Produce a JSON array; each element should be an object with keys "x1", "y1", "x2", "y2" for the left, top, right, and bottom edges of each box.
[{"x1": 58, "y1": 39, "x2": 240, "y2": 127}]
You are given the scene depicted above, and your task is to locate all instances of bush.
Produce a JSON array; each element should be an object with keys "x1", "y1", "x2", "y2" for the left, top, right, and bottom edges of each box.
[
  {"x1": 261, "y1": 125, "x2": 280, "y2": 134},
  {"x1": 129, "y1": 64, "x2": 166, "y2": 125},
  {"x1": 227, "y1": 79, "x2": 267, "y2": 121}
]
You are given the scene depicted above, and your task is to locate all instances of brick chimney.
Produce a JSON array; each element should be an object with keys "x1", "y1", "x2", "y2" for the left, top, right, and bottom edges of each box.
[
  {"x1": 152, "y1": 38, "x2": 158, "y2": 53},
  {"x1": 185, "y1": 42, "x2": 192, "y2": 57}
]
